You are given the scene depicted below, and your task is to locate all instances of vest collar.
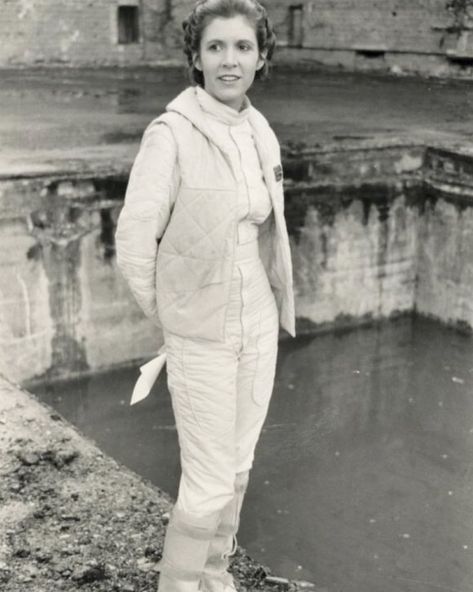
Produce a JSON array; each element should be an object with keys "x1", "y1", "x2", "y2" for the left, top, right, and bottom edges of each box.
[
  {"x1": 166, "y1": 86, "x2": 269, "y2": 158},
  {"x1": 165, "y1": 86, "x2": 278, "y2": 206}
]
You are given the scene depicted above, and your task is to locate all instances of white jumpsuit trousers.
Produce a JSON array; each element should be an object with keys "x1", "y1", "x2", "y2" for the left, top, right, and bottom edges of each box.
[
  {"x1": 156, "y1": 86, "x2": 279, "y2": 592},
  {"x1": 158, "y1": 238, "x2": 279, "y2": 592}
]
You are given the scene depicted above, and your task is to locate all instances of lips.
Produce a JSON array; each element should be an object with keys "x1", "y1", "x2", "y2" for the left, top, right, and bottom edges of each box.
[{"x1": 218, "y1": 75, "x2": 241, "y2": 81}]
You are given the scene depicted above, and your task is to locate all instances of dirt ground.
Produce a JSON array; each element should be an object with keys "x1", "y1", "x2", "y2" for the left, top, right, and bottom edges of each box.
[{"x1": 0, "y1": 375, "x2": 322, "y2": 592}]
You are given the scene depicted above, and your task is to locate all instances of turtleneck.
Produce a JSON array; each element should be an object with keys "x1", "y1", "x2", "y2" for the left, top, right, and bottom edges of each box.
[
  {"x1": 192, "y1": 85, "x2": 271, "y2": 246},
  {"x1": 195, "y1": 85, "x2": 251, "y2": 127}
]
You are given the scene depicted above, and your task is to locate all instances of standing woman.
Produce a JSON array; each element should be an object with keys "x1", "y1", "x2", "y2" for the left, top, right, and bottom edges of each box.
[{"x1": 115, "y1": 0, "x2": 296, "y2": 590}]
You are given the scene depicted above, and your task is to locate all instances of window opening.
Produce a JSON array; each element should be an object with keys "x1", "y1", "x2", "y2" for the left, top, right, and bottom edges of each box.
[
  {"x1": 288, "y1": 4, "x2": 304, "y2": 47},
  {"x1": 118, "y1": 5, "x2": 140, "y2": 45}
]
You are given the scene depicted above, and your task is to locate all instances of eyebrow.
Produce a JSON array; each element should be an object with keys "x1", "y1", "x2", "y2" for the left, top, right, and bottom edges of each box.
[{"x1": 205, "y1": 38, "x2": 256, "y2": 45}]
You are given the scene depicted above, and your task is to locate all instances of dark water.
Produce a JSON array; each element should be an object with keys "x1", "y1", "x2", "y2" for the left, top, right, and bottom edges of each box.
[{"x1": 33, "y1": 317, "x2": 473, "y2": 592}]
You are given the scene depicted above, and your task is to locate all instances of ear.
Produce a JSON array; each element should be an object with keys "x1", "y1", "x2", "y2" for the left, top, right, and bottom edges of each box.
[
  {"x1": 256, "y1": 49, "x2": 267, "y2": 71},
  {"x1": 193, "y1": 52, "x2": 202, "y2": 71}
]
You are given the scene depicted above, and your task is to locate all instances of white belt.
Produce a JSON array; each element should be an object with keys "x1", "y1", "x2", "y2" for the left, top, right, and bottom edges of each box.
[{"x1": 129, "y1": 343, "x2": 167, "y2": 406}]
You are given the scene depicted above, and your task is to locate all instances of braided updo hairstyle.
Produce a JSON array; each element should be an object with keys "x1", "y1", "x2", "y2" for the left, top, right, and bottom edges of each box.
[{"x1": 182, "y1": 0, "x2": 277, "y2": 86}]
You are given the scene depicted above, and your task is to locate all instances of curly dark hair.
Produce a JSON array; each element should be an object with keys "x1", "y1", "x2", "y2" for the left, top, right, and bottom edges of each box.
[{"x1": 182, "y1": 0, "x2": 277, "y2": 86}]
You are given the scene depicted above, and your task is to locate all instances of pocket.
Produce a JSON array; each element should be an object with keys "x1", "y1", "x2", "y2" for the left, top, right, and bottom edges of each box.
[
  {"x1": 250, "y1": 297, "x2": 279, "y2": 407},
  {"x1": 168, "y1": 337, "x2": 235, "y2": 441},
  {"x1": 156, "y1": 251, "x2": 225, "y2": 293}
]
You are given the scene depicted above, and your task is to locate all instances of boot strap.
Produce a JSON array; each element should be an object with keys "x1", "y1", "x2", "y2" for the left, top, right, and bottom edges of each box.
[
  {"x1": 227, "y1": 534, "x2": 237, "y2": 558},
  {"x1": 158, "y1": 559, "x2": 204, "y2": 581},
  {"x1": 170, "y1": 519, "x2": 217, "y2": 540},
  {"x1": 216, "y1": 523, "x2": 237, "y2": 537}
]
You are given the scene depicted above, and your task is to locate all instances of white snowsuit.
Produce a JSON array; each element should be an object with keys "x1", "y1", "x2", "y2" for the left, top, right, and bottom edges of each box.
[{"x1": 115, "y1": 85, "x2": 296, "y2": 592}]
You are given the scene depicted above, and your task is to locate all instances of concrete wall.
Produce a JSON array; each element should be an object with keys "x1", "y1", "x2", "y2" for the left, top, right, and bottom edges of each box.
[
  {"x1": 2, "y1": 0, "x2": 473, "y2": 77},
  {"x1": 284, "y1": 143, "x2": 473, "y2": 333},
  {"x1": 1, "y1": 142, "x2": 472, "y2": 385},
  {"x1": 416, "y1": 148, "x2": 473, "y2": 329},
  {"x1": 0, "y1": 174, "x2": 163, "y2": 384},
  {"x1": 416, "y1": 197, "x2": 473, "y2": 328}
]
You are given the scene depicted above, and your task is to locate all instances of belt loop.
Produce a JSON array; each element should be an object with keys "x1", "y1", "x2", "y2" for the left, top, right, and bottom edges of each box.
[{"x1": 234, "y1": 239, "x2": 259, "y2": 262}]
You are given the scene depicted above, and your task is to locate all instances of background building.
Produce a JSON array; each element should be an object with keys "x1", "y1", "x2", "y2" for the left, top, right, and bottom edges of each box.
[{"x1": 2, "y1": 0, "x2": 473, "y2": 76}]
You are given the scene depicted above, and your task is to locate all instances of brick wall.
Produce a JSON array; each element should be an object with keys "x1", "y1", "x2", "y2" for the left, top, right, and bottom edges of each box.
[
  {"x1": 0, "y1": 1, "x2": 471, "y2": 80},
  {"x1": 270, "y1": 0, "x2": 450, "y2": 52},
  {"x1": 1, "y1": 0, "x2": 153, "y2": 66},
  {"x1": 270, "y1": 0, "x2": 467, "y2": 77},
  {"x1": 0, "y1": 0, "x2": 195, "y2": 67}
]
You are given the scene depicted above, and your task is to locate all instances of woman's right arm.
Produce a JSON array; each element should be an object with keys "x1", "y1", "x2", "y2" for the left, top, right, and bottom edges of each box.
[{"x1": 115, "y1": 121, "x2": 179, "y2": 326}]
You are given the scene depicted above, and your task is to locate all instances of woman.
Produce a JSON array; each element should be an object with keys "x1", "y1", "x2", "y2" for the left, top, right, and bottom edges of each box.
[{"x1": 115, "y1": 1, "x2": 296, "y2": 590}]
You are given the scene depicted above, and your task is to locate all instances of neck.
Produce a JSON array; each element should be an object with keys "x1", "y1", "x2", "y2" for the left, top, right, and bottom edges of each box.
[{"x1": 227, "y1": 98, "x2": 244, "y2": 112}]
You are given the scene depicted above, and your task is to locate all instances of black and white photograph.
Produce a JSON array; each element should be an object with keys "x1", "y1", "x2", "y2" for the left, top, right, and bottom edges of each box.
[{"x1": 1, "y1": 1, "x2": 473, "y2": 591}]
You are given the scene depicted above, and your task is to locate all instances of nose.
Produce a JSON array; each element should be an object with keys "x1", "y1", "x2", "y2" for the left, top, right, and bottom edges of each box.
[{"x1": 222, "y1": 47, "x2": 237, "y2": 68}]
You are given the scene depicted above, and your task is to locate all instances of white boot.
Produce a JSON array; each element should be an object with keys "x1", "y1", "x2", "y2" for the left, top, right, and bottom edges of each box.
[
  {"x1": 201, "y1": 470, "x2": 250, "y2": 592},
  {"x1": 157, "y1": 506, "x2": 221, "y2": 592}
]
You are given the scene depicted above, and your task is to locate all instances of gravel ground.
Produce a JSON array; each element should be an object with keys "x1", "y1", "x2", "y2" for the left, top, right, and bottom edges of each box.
[{"x1": 0, "y1": 375, "x2": 321, "y2": 592}]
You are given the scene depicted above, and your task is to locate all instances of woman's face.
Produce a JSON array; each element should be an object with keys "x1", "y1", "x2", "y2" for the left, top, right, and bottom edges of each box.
[{"x1": 193, "y1": 14, "x2": 266, "y2": 111}]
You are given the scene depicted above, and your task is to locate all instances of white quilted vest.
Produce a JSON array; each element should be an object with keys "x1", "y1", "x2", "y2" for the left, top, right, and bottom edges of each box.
[{"x1": 142, "y1": 87, "x2": 294, "y2": 341}]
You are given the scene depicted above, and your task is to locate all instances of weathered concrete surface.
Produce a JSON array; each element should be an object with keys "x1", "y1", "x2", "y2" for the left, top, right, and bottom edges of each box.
[
  {"x1": 0, "y1": 174, "x2": 165, "y2": 385},
  {"x1": 416, "y1": 196, "x2": 473, "y2": 329},
  {"x1": 0, "y1": 374, "x2": 312, "y2": 592},
  {"x1": 3, "y1": 141, "x2": 473, "y2": 384},
  {"x1": 2, "y1": 66, "x2": 473, "y2": 178},
  {"x1": 290, "y1": 188, "x2": 419, "y2": 328},
  {"x1": 0, "y1": 142, "x2": 419, "y2": 384},
  {"x1": 282, "y1": 144, "x2": 425, "y2": 329},
  {"x1": 416, "y1": 147, "x2": 473, "y2": 330},
  {"x1": 285, "y1": 143, "x2": 473, "y2": 335}
]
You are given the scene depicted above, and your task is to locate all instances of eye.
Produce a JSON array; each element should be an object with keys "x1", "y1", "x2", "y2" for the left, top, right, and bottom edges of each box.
[
  {"x1": 208, "y1": 42, "x2": 221, "y2": 51},
  {"x1": 239, "y1": 43, "x2": 251, "y2": 51}
]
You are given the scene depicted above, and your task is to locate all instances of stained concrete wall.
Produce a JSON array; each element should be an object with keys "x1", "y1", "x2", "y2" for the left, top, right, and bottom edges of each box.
[
  {"x1": 0, "y1": 174, "x2": 163, "y2": 384},
  {"x1": 416, "y1": 148, "x2": 473, "y2": 329},
  {"x1": 1, "y1": 142, "x2": 472, "y2": 384},
  {"x1": 291, "y1": 188, "x2": 419, "y2": 329},
  {"x1": 284, "y1": 143, "x2": 473, "y2": 334},
  {"x1": 2, "y1": 0, "x2": 473, "y2": 77},
  {"x1": 416, "y1": 197, "x2": 473, "y2": 328}
]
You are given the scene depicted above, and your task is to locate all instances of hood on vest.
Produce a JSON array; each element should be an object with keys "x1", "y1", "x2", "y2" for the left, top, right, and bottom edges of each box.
[{"x1": 165, "y1": 86, "x2": 275, "y2": 165}]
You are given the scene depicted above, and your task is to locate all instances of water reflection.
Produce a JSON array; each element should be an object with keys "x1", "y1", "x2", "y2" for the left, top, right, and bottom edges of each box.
[{"x1": 33, "y1": 317, "x2": 473, "y2": 592}]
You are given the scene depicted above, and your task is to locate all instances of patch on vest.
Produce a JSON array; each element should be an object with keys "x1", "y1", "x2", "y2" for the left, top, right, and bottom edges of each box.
[{"x1": 274, "y1": 164, "x2": 283, "y2": 182}]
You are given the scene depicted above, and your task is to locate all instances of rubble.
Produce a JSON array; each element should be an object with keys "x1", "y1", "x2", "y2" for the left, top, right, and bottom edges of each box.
[{"x1": 0, "y1": 375, "x2": 316, "y2": 591}]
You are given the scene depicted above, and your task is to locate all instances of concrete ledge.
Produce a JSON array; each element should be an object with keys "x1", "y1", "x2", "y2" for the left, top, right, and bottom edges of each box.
[
  {"x1": 2, "y1": 137, "x2": 473, "y2": 384},
  {"x1": 0, "y1": 375, "x2": 318, "y2": 592}
]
